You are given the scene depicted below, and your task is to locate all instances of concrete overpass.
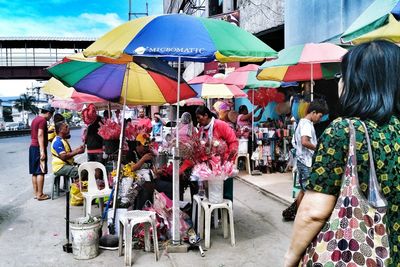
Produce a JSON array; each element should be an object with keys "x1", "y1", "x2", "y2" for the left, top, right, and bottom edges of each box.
[{"x1": 0, "y1": 37, "x2": 96, "y2": 79}]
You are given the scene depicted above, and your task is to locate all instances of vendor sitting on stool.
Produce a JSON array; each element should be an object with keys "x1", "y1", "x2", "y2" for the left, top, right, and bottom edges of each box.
[
  {"x1": 127, "y1": 133, "x2": 173, "y2": 210},
  {"x1": 51, "y1": 122, "x2": 85, "y2": 181}
]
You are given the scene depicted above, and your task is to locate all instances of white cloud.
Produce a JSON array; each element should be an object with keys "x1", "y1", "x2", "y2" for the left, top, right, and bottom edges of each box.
[{"x1": 80, "y1": 13, "x2": 124, "y2": 28}]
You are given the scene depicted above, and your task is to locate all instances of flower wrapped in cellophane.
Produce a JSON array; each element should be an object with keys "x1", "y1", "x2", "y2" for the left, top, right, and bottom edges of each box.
[{"x1": 98, "y1": 119, "x2": 121, "y2": 140}]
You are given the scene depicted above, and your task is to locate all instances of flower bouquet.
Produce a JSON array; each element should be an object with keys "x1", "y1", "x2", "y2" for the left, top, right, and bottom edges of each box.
[
  {"x1": 98, "y1": 119, "x2": 121, "y2": 154},
  {"x1": 125, "y1": 122, "x2": 151, "y2": 141}
]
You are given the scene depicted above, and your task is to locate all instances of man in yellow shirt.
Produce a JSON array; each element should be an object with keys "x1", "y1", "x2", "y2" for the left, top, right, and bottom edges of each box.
[{"x1": 51, "y1": 122, "x2": 85, "y2": 180}]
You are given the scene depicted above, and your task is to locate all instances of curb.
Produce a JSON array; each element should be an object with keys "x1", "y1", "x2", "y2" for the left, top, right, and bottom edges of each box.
[{"x1": 235, "y1": 176, "x2": 291, "y2": 206}]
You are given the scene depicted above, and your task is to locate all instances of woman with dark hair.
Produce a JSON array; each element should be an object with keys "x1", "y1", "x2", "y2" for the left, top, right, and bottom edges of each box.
[
  {"x1": 284, "y1": 40, "x2": 400, "y2": 266},
  {"x1": 195, "y1": 105, "x2": 238, "y2": 201},
  {"x1": 236, "y1": 105, "x2": 264, "y2": 129}
]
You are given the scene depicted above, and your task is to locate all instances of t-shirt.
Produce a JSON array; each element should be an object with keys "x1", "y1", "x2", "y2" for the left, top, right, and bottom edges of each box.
[
  {"x1": 138, "y1": 118, "x2": 152, "y2": 130},
  {"x1": 151, "y1": 120, "x2": 163, "y2": 136},
  {"x1": 292, "y1": 118, "x2": 316, "y2": 167},
  {"x1": 30, "y1": 116, "x2": 48, "y2": 147},
  {"x1": 51, "y1": 136, "x2": 74, "y2": 172}
]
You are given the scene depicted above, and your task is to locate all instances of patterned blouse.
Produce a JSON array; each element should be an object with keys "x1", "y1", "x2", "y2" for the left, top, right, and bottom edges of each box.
[{"x1": 306, "y1": 116, "x2": 400, "y2": 266}]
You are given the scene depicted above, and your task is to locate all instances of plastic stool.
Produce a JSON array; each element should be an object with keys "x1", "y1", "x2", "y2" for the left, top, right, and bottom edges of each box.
[
  {"x1": 192, "y1": 194, "x2": 218, "y2": 234},
  {"x1": 199, "y1": 199, "x2": 235, "y2": 249},
  {"x1": 51, "y1": 174, "x2": 68, "y2": 200},
  {"x1": 235, "y1": 153, "x2": 251, "y2": 175},
  {"x1": 118, "y1": 210, "x2": 159, "y2": 266}
]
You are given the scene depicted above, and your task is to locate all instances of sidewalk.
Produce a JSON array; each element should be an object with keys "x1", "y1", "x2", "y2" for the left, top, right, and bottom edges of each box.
[{"x1": 237, "y1": 171, "x2": 294, "y2": 205}]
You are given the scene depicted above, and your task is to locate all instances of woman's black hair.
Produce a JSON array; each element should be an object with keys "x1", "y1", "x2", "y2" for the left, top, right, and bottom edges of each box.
[
  {"x1": 195, "y1": 106, "x2": 217, "y2": 118},
  {"x1": 339, "y1": 40, "x2": 400, "y2": 124},
  {"x1": 238, "y1": 105, "x2": 248, "y2": 114},
  {"x1": 53, "y1": 113, "x2": 65, "y2": 124}
]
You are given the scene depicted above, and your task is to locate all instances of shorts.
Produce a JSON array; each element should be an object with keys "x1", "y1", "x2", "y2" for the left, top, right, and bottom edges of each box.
[
  {"x1": 29, "y1": 146, "x2": 47, "y2": 175},
  {"x1": 297, "y1": 160, "x2": 311, "y2": 191},
  {"x1": 54, "y1": 164, "x2": 79, "y2": 180}
]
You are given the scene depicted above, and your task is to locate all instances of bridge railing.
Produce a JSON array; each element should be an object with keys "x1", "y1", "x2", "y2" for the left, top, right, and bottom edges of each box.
[{"x1": 0, "y1": 48, "x2": 80, "y2": 67}]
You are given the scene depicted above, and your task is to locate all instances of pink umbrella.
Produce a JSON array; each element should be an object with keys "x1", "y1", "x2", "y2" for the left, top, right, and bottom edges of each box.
[
  {"x1": 188, "y1": 75, "x2": 247, "y2": 99},
  {"x1": 224, "y1": 64, "x2": 281, "y2": 89}
]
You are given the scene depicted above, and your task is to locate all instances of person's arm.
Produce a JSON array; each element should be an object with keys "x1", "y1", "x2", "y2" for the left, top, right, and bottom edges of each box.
[
  {"x1": 284, "y1": 191, "x2": 336, "y2": 267},
  {"x1": 301, "y1": 135, "x2": 316, "y2": 150},
  {"x1": 38, "y1": 128, "x2": 46, "y2": 160},
  {"x1": 254, "y1": 107, "x2": 265, "y2": 122},
  {"x1": 131, "y1": 152, "x2": 154, "y2": 171},
  {"x1": 219, "y1": 121, "x2": 238, "y2": 161},
  {"x1": 58, "y1": 145, "x2": 85, "y2": 161}
]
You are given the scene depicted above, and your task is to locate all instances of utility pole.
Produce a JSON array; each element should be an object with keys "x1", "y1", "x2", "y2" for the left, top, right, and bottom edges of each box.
[{"x1": 129, "y1": 0, "x2": 148, "y2": 21}]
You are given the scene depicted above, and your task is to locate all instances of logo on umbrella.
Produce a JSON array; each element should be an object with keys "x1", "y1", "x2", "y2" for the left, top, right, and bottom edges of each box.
[{"x1": 134, "y1": 47, "x2": 146, "y2": 55}]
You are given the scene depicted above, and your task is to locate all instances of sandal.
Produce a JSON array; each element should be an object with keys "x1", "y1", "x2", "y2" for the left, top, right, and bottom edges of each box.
[{"x1": 37, "y1": 194, "x2": 50, "y2": 201}]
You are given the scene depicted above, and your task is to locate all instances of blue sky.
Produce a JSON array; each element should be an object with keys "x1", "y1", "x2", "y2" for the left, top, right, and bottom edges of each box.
[
  {"x1": 0, "y1": 0, "x2": 163, "y2": 97},
  {"x1": 0, "y1": 0, "x2": 163, "y2": 37}
]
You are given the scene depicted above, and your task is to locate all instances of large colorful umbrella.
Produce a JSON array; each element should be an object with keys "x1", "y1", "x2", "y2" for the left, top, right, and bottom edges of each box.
[
  {"x1": 47, "y1": 54, "x2": 196, "y2": 105},
  {"x1": 224, "y1": 64, "x2": 281, "y2": 89},
  {"x1": 341, "y1": 0, "x2": 400, "y2": 44},
  {"x1": 83, "y1": 14, "x2": 277, "y2": 63},
  {"x1": 257, "y1": 43, "x2": 347, "y2": 100}
]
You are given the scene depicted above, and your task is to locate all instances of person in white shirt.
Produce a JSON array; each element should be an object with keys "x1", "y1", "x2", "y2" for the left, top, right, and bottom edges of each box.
[{"x1": 282, "y1": 99, "x2": 328, "y2": 221}]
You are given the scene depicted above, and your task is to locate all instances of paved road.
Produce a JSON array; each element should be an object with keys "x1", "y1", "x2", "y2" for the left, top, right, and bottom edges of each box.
[
  {"x1": 0, "y1": 130, "x2": 293, "y2": 266},
  {"x1": 0, "y1": 129, "x2": 83, "y2": 231}
]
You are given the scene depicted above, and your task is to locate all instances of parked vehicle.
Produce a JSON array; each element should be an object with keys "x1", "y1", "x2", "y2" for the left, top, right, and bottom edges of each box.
[{"x1": 5, "y1": 122, "x2": 26, "y2": 131}]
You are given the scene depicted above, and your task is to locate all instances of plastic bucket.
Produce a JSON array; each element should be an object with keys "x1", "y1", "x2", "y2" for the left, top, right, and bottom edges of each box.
[
  {"x1": 70, "y1": 217, "x2": 101, "y2": 260},
  {"x1": 208, "y1": 179, "x2": 224, "y2": 204}
]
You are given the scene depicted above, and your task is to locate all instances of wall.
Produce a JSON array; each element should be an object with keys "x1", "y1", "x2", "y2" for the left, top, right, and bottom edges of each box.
[
  {"x1": 239, "y1": 0, "x2": 284, "y2": 34},
  {"x1": 285, "y1": 0, "x2": 374, "y2": 47}
]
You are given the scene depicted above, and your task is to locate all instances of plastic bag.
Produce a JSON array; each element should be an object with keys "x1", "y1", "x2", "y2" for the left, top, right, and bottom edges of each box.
[{"x1": 70, "y1": 183, "x2": 84, "y2": 206}]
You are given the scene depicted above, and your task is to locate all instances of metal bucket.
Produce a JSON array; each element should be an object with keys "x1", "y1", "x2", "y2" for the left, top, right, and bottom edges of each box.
[{"x1": 70, "y1": 217, "x2": 101, "y2": 260}]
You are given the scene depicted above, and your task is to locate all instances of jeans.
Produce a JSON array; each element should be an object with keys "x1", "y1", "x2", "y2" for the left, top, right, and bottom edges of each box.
[{"x1": 296, "y1": 160, "x2": 311, "y2": 191}]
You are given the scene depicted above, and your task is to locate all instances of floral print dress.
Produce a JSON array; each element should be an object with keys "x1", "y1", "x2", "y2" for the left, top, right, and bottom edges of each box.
[{"x1": 306, "y1": 116, "x2": 400, "y2": 266}]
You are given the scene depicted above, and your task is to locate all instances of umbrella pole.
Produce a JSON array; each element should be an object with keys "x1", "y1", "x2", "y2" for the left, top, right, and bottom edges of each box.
[
  {"x1": 172, "y1": 57, "x2": 181, "y2": 245},
  {"x1": 310, "y1": 63, "x2": 314, "y2": 102},
  {"x1": 110, "y1": 65, "x2": 129, "y2": 235}
]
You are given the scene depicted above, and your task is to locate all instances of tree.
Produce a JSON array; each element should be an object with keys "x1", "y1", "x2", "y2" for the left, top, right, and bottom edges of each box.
[{"x1": 14, "y1": 94, "x2": 39, "y2": 126}]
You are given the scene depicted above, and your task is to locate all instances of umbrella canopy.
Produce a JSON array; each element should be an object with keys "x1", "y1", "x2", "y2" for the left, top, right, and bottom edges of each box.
[
  {"x1": 341, "y1": 0, "x2": 400, "y2": 44},
  {"x1": 178, "y1": 97, "x2": 205, "y2": 106},
  {"x1": 257, "y1": 43, "x2": 347, "y2": 82},
  {"x1": 47, "y1": 54, "x2": 197, "y2": 105},
  {"x1": 43, "y1": 77, "x2": 106, "y2": 103},
  {"x1": 188, "y1": 75, "x2": 246, "y2": 98},
  {"x1": 50, "y1": 98, "x2": 123, "y2": 111},
  {"x1": 224, "y1": 64, "x2": 281, "y2": 89},
  {"x1": 83, "y1": 14, "x2": 277, "y2": 63}
]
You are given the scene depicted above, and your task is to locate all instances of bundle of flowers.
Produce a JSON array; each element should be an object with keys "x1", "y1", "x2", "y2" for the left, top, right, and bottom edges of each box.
[
  {"x1": 98, "y1": 119, "x2": 121, "y2": 140},
  {"x1": 110, "y1": 162, "x2": 138, "y2": 181},
  {"x1": 192, "y1": 156, "x2": 238, "y2": 181},
  {"x1": 125, "y1": 122, "x2": 151, "y2": 141},
  {"x1": 236, "y1": 127, "x2": 250, "y2": 139}
]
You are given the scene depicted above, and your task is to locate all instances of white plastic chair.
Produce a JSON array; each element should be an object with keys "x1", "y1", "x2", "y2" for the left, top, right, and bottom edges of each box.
[
  {"x1": 78, "y1": 162, "x2": 111, "y2": 217},
  {"x1": 118, "y1": 210, "x2": 159, "y2": 266}
]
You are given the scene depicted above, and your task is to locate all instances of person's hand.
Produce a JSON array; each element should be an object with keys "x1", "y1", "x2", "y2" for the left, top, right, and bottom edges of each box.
[
  {"x1": 40, "y1": 150, "x2": 46, "y2": 160},
  {"x1": 76, "y1": 145, "x2": 85, "y2": 154}
]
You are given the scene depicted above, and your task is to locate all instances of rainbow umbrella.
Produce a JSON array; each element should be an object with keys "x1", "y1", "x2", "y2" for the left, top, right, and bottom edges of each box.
[
  {"x1": 224, "y1": 64, "x2": 281, "y2": 89},
  {"x1": 43, "y1": 77, "x2": 106, "y2": 103},
  {"x1": 83, "y1": 14, "x2": 277, "y2": 63},
  {"x1": 257, "y1": 43, "x2": 347, "y2": 100},
  {"x1": 341, "y1": 0, "x2": 400, "y2": 44},
  {"x1": 47, "y1": 54, "x2": 196, "y2": 105}
]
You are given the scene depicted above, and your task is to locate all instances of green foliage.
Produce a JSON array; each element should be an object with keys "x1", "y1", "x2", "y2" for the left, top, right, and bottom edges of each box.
[{"x1": 14, "y1": 94, "x2": 38, "y2": 115}]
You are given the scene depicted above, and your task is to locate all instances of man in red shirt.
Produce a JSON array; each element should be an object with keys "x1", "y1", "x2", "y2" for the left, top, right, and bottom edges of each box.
[
  {"x1": 137, "y1": 108, "x2": 152, "y2": 132},
  {"x1": 29, "y1": 104, "x2": 54, "y2": 201}
]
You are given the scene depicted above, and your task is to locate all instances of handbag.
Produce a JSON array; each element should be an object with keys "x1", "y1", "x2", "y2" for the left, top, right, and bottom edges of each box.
[{"x1": 301, "y1": 119, "x2": 390, "y2": 266}]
